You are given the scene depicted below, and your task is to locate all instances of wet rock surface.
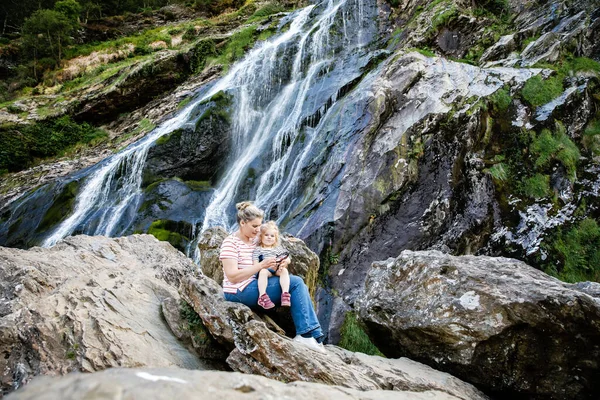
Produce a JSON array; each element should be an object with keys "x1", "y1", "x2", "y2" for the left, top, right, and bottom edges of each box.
[
  {"x1": 6, "y1": 367, "x2": 476, "y2": 400},
  {"x1": 355, "y1": 250, "x2": 600, "y2": 399},
  {"x1": 0, "y1": 235, "x2": 208, "y2": 395}
]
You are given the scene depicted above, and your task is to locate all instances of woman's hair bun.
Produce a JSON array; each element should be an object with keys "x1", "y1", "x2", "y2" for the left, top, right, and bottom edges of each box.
[
  {"x1": 236, "y1": 201, "x2": 252, "y2": 211},
  {"x1": 235, "y1": 201, "x2": 264, "y2": 223}
]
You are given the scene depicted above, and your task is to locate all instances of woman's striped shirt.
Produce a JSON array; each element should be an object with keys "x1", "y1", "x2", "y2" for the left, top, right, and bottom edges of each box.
[{"x1": 219, "y1": 234, "x2": 256, "y2": 293}]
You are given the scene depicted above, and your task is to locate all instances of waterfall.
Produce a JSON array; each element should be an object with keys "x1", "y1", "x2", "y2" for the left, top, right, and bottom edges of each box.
[
  {"x1": 202, "y1": 0, "x2": 377, "y2": 231},
  {"x1": 34, "y1": 0, "x2": 378, "y2": 251}
]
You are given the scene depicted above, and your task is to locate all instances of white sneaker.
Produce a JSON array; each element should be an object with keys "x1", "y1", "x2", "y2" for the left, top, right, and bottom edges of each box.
[{"x1": 293, "y1": 335, "x2": 326, "y2": 354}]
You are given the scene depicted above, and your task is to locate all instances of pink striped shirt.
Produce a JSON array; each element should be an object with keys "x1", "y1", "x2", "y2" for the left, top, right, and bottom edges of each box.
[{"x1": 219, "y1": 234, "x2": 256, "y2": 293}]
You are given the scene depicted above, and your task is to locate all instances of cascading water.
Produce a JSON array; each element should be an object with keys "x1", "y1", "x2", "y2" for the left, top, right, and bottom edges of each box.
[
  {"x1": 0, "y1": 0, "x2": 381, "y2": 255},
  {"x1": 201, "y1": 0, "x2": 378, "y2": 231}
]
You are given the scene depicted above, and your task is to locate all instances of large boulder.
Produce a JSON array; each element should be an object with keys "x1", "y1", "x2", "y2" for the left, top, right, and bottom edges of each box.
[
  {"x1": 180, "y1": 274, "x2": 487, "y2": 399},
  {"x1": 355, "y1": 250, "x2": 600, "y2": 399},
  {"x1": 7, "y1": 367, "x2": 476, "y2": 400},
  {"x1": 0, "y1": 235, "x2": 210, "y2": 395}
]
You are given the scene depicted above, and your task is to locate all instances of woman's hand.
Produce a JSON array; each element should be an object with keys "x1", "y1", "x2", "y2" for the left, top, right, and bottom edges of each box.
[{"x1": 223, "y1": 257, "x2": 276, "y2": 284}]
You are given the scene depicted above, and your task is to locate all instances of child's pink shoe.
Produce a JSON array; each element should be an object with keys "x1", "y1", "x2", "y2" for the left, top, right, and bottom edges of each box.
[
  {"x1": 281, "y1": 292, "x2": 291, "y2": 307},
  {"x1": 258, "y1": 293, "x2": 275, "y2": 309}
]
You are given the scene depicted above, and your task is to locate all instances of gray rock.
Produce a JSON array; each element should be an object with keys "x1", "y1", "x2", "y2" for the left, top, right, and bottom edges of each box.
[
  {"x1": 180, "y1": 274, "x2": 487, "y2": 399},
  {"x1": 0, "y1": 235, "x2": 210, "y2": 395},
  {"x1": 198, "y1": 226, "x2": 229, "y2": 284},
  {"x1": 356, "y1": 250, "x2": 600, "y2": 399},
  {"x1": 5, "y1": 367, "x2": 474, "y2": 400}
]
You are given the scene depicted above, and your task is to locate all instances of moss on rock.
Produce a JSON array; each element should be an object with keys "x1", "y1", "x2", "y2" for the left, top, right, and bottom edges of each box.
[{"x1": 37, "y1": 181, "x2": 80, "y2": 233}]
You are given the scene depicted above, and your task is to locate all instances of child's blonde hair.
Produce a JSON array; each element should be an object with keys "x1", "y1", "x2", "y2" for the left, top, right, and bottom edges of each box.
[{"x1": 258, "y1": 220, "x2": 280, "y2": 246}]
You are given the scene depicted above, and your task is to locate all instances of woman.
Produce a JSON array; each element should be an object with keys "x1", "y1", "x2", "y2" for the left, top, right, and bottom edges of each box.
[{"x1": 220, "y1": 201, "x2": 324, "y2": 349}]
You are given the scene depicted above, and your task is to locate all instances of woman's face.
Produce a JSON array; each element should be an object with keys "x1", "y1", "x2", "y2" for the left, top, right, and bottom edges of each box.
[
  {"x1": 240, "y1": 217, "x2": 263, "y2": 239},
  {"x1": 261, "y1": 229, "x2": 277, "y2": 247}
]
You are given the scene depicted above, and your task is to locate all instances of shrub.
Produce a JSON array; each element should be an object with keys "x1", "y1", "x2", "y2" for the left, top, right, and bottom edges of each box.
[
  {"x1": 548, "y1": 218, "x2": 600, "y2": 282},
  {"x1": 582, "y1": 119, "x2": 600, "y2": 155},
  {"x1": 338, "y1": 312, "x2": 385, "y2": 356},
  {"x1": 521, "y1": 74, "x2": 564, "y2": 107},
  {"x1": 0, "y1": 116, "x2": 107, "y2": 172},
  {"x1": 520, "y1": 173, "x2": 550, "y2": 199},
  {"x1": 490, "y1": 88, "x2": 512, "y2": 113}
]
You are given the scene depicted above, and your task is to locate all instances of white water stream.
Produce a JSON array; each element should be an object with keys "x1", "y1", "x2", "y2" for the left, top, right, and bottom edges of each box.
[{"x1": 42, "y1": 0, "x2": 372, "y2": 252}]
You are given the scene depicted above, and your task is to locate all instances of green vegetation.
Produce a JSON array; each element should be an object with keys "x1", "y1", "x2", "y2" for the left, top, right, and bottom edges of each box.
[
  {"x1": 521, "y1": 75, "x2": 564, "y2": 107},
  {"x1": 180, "y1": 300, "x2": 214, "y2": 345},
  {"x1": 189, "y1": 39, "x2": 217, "y2": 74},
  {"x1": 431, "y1": 5, "x2": 458, "y2": 32},
  {"x1": 37, "y1": 180, "x2": 80, "y2": 233},
  {"x1": 582, "y1": 119, "x2": 600, "y2": 155},
  {"x1": 485, "y1": 162, "x2": 508, "y2": 181},
  {"x1": 519, "y1": 173, "x2": 550, "y2": 199},
  {"x1": 185, "y1": 180, "x2": 212, "y2": 191},
  {"x1": 213, "y1": 25, "x2": 258, "y2": 70},
  {"x1": 490, "y1": 88, "x2": 512, "y2": 113},
  {"x1": 177, "y1": 97, "x2": 192, "y2": 109},
  {"x1": 543, "y1": 218, "x2": 600, "y2": 282},
  {"x1": 522, "y1": 57, "x2": 600, "y2": 107},
  {"x1": 147, "y1": 219, "x2": 190, "y2": 251},
  {"x1": 338, "y1": 312, "x2": 385, "y2": 357},
  {"x1": 249, "y1": 2, "x2": 284, "y2": 21},
  {"x1": 0, "y1": 116, "x2": 108, "y2": 172},
  {"x1": 530, "y1": 126, "x2": 580, "y2": 180},
  {"x1": 155, "y1": 128, "x2": 183, "y2": 146}
]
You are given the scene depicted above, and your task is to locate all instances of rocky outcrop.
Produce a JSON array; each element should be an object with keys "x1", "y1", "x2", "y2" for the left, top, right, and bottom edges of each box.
[
  {"x1": 0, "y1": 235, "x2": 210, "y2": 395},
  {"x1": 6, "y1": 367, "x2": 479, "y2": 400},
  {"x1": 0, "y1": 234, "x2": 486, "y2": 399},
  {"x1": 143, "y1": 91, "x2": 233, "y2": 184},
  {"x1": 355, "y1": 250, "x2": 600, "y2": 399},
  {"x1": 180, "y1": 273, "x2": 487, "y2": 399}
]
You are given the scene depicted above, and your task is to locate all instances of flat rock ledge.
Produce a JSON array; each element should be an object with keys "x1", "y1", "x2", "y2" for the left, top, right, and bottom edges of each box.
[
  {"x1": 356, "y1": 250, "x2": 600, "y2": 399},
  {"x1": 5, "y1": 367, "x2": 473, "y2": 400}
]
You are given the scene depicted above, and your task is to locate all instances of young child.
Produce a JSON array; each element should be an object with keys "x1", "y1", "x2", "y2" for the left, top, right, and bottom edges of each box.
[{"x1": 253, "y1": 221, "x2": 291, "y2": 309}]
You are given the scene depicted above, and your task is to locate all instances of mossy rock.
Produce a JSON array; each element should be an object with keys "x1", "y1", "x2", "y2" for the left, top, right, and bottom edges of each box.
[
  {"x1": 147, "y1": 219, "x2": 193, "y2": 252},
  {"x1": 37, "y1": 180, "x2": 80, "y2": 233}
]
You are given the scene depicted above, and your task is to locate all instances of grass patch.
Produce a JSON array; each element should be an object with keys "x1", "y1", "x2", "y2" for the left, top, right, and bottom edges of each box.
[
  {"x1": 582, "y1": 119, "x2": 600, "y2": 155},
  {"x1": 520, "y1": 173, "x2": 550, "y2": 199},
  {"x1": 212, "y1": 25, "x2": 258, "y2": 70},
  {"x1": 185, "y1": 180, "x2": 212, "y2": 191},
  {"x1": 338, "y1": 312, "x2": 385, "y2": 357},
  {"x1": 177, "y1": 97, "x2": 192, "y2": 109},
  {"x1": 521, "y1": 74, "x2": 564, "y2": 107},
  {"x1": 485, "y1": 162, "x2": 508, "y2": 181},
  {"x1": 530, "y1": 126, "x2": 580, "y2": 180},
  {"x1": 490, "y1": 88, "x2": 512, "y2": 113},
  {"x1": 543, "y1": 218, "x2": 600, "y2": 282}
]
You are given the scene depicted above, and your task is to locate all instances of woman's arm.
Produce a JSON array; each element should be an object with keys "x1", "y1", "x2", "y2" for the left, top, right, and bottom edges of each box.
[{"x1": 223, "y1": 258, "x2": 277, "y2": 284}]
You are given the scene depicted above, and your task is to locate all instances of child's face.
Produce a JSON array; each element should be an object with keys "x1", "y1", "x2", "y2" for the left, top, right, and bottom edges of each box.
[{"x1": 261, "y1": 229, "x2": 277, "y2": 247}]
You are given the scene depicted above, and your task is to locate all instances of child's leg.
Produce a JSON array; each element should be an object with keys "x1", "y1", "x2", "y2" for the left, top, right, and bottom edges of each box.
[
  {"x1": 279, "y1": 268, "x2": 290, "y2": 293},
  {"x1": 258, "y1": 269, "x2": 272, "y2": 295}
]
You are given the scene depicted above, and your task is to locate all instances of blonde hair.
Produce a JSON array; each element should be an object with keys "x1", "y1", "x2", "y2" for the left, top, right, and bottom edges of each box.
[
  {"x1": 236, "y1": 201, "x2": 264, "y2": 223},
  {"x1": 258, "y1": 220, "x2": 280, "y2": 246}
]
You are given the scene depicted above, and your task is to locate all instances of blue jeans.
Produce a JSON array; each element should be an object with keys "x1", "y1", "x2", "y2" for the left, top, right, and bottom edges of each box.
[{"x1": 224, "y1": 275, "x2": 322, "y2": 338}]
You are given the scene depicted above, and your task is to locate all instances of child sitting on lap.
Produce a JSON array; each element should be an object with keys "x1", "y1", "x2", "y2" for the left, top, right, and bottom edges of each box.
[{"x1": 253, "y1": 221, "x2": 291, "y2": 309}]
